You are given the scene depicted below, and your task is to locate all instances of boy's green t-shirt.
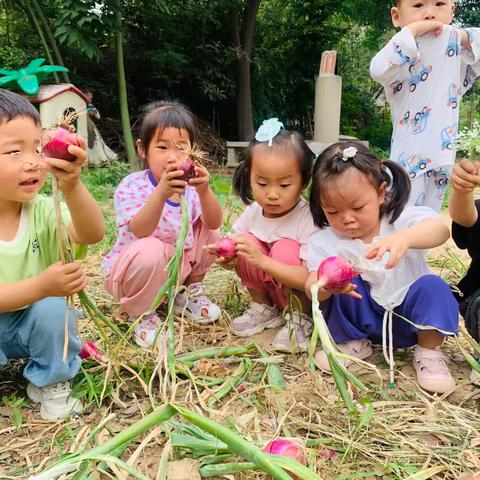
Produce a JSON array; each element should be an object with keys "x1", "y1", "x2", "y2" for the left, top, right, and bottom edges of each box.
[{"x1": 0, "y1": 195, "x2": 87, "y2": 287}]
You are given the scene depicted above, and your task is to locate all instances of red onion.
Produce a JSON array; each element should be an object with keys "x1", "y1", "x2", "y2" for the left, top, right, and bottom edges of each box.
[
  {"x1": 42, "y1": 127, "x2": 79, "y2": 161},
  {"x1": 205, "y1": 237, "x2": 236, "y2": 259},
  {"x1": 317, "y1": 256, "x2": 358, "y2": 291},
  {"x1": 263, "y1": 437, "x2": 307, "y2": 465},
  {"x1": 176, "y1": 156, "x2": 196, "y2": 182},
  {"x1": 79, "y1": 341, "x2": 107, "y2": 363}
]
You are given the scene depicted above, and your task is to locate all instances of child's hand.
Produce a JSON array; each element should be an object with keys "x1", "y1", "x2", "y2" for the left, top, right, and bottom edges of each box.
[
  {"x1": 365, "y1": 232, "x2": 409, "y2": 269},
  {"x1": 44, "y1": 136, "x2": 87, "y2": 192},
  {"x1": 408, "y1": 20, "x2": 444, "y2": 38},
  {"x1": 323, "y1": 283, "x2": 362, "y2": 299},
  {"x1": 156, "y1": 160, "x2": 188, "y2": 200},
  {"x1": 215, "y1": 255, "x2": 238, "y2": 270},
  {"x1": 451, "y1": 159, "x2": 480, "y2": 193},
  {"x1": 188, "y1": 163, "x2": 210, "y2": 195},
  {"x1": 234, "y1": 236, "x2": 266, "y2": 268},
  {"x1": 38, "y1": 261, "x2": 88, "y2": 297}
]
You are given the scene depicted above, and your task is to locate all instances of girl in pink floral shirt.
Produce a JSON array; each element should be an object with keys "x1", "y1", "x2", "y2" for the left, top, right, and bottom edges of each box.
[{"x1": 102, "y1": 101, "x2": 222, "y2": 347}]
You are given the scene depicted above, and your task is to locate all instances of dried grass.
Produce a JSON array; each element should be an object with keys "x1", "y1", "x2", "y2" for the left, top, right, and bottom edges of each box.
[{"x1": 0, "y1": 249, "x2": 479, "y2": 479}]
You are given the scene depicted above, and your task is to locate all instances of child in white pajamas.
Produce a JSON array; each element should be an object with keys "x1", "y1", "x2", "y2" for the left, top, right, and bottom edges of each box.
[{"x1": 370, "y1": 0, "x2": 480, "y2": 211}]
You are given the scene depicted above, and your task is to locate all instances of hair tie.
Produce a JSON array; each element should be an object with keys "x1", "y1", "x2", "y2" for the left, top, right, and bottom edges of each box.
[
  {"x1": 255, "y1": 118, "x2": 284, "y2": 146},
  {"x1": 341, "y1": 146, "x2": 357, "y2": 161}
]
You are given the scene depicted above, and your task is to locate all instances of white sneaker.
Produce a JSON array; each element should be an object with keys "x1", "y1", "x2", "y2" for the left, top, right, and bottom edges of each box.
[
  {"x1": 272, "y1": 312, "x2": 314, "y2": 353},
  {"x1": 27, "y1": 382, "x2": 83, "y2": 420},
  {"x1": 232, "y1": 302, "x2": 283, "y2": 337},
  {"x1": 134, "y1": 312, "x2": 164, "y2": 348}
]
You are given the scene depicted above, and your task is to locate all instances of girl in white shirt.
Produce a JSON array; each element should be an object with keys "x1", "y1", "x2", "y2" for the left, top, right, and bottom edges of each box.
[
  {"x1": 305, "y1": 141, "x2": 458, "y2": 394},
  {"x1": 218, "y1": 119, "x2": 318, "y2": 352}
]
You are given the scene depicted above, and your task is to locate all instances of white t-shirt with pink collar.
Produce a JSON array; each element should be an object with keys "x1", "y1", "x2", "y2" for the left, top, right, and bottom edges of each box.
[
  {"x1": 102, "y1": 169, "x2": 202, "y2": 276},
  {"x1": 231, "y1": 198, "x2": 318, "y2": 261}
]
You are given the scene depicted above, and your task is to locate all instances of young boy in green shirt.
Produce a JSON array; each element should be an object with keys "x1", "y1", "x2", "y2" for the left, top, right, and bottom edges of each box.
[{"x1": 0, "y1": 89, "x2": 105, "y2": 420}]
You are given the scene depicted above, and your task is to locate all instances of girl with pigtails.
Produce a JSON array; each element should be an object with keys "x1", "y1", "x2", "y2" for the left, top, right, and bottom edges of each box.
[
  {"x1": 305, "y1": 141, "x2": 459, "y2": 394},
  {"x1": 217, "y1": 119, "x2": 318, "y2": 352}
]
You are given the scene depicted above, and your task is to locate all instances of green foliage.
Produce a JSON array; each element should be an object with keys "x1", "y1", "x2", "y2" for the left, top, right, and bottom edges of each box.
[
  {"x1": 1, "y1": 394, "x2": 28, "y2": 430},
  {"x1": 0, "y1": 0, "x2": 478, "y2": 149}
]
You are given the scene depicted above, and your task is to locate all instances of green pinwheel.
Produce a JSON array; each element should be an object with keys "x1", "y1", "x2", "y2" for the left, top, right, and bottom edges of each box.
[{"x1": 0, "y1": 58, "x2": 69, "y2": 95}]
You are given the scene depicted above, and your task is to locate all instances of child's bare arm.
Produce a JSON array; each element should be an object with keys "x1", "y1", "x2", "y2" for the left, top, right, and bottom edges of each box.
[
  {"x1": 365, "y1": 218, "x2": 449, "y2": 269},
  {"x1": 449, "y1": 159, "x2": 480, "y2": 227},
  {"x1": 45, "y1": 136, "x2": 105, "y2": 245},
  {"x1": 0, "y1": 262, "x2": 87, "y2": 312}
]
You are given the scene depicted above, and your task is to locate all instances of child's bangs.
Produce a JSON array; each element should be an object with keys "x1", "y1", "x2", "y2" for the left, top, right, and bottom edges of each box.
[{"x1": 140, "y1": 107, "x2": 196, "y2": 149}]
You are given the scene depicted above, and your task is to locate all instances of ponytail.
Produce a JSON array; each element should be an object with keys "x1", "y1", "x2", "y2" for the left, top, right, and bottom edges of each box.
[
  {"x1": 380, "y1": 159, "x2": 410, "y2": 224},
  {"x1": 233, "y1": 159, "x2": 253, "y2": 204}
]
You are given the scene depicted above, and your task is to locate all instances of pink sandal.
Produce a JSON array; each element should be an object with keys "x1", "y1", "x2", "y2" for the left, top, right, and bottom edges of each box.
[{"x1": 174, "y1": 283, "x2": 221, "y2": 324}]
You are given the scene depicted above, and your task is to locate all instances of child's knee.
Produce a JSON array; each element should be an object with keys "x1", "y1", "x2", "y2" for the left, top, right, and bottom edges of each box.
[
  {"x1": 412, "y1": 275, "x2": 455, "y2": 299},
  {"x1": 30, "y1": 298, "x2": 77, "y2": 339},
  {"x1": 270, "y1": 239, "x2": 301, "y2": 265}
]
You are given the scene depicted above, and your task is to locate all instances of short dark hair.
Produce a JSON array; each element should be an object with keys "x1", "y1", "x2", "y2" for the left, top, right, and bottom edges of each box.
[
  {"x1": 0, "y1": 88, "x2": 40, "y2": 125},
  {"x1": 138, "y1": 100, "x2": 196, "y2": 167},
  {"x1": 233, "y1": 129, "x2": 315, "y2": 205},
  {"x1": 309, "y1": 140, "x2": 410, "y2": 228}
]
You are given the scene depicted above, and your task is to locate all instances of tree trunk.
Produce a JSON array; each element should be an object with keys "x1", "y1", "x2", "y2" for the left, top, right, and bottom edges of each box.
[
  {"x1": 230, "y1": 0, "x2": 260, "y2": 141},
  {"x1": 30, "y1": 0, "x2": 70, "y2": 83},
  {"x1": 115, "y1": 3, "x2": 138, "y2": 170},
  {"x1": 18, "y1": 1, "x2": 60, "y2": 83}
]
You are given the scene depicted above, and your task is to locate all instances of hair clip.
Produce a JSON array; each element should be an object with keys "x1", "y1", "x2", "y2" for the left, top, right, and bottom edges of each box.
[
  {"x1": 342, "y1": 146, "x2": 357, "y2": 161},
  {"x1": 255, "y1": 118, "x2": 284, "y2": 146}
]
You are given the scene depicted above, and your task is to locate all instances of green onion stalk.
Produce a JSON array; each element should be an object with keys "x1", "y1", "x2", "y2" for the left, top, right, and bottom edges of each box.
[
  {"x1": 29, "y1": 403, "x2": 320, "y2": 480},
  {"x1": 51, "y1": 176, "x2": 123, "y2": 348},
  {"x1": 309, "y1": 284, "x2": 372, "y2": 412},
  {"x1": 455, "y1": 325, "x2": 480, "y2": 374},
  {"x1": 109, "y1": 196, "x2": 189, "y2": 361},
  {"x1": 207, "y1": 358, "x2": 253, "y2": 406}
]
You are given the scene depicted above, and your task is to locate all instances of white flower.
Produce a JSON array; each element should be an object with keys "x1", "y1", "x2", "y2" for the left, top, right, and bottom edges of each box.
[{"x1": 342, "y1": 146, "x2": 358, "y2": 161}]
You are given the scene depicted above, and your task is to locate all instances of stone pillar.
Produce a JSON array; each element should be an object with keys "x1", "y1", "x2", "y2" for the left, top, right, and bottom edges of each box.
[{"x1": 314, "y1": 51, "x2": 342, "y2": 144}]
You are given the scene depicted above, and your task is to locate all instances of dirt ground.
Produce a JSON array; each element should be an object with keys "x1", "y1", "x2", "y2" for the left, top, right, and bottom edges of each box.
[{"x1": 0, "y1": 212, "x2": 479, "y2": 480}]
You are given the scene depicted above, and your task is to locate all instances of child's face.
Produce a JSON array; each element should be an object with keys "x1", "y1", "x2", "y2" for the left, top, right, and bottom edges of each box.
[
  {"x1": 391, "y1": 0, "x2": 455, "y2": 28},
  {"x1": 320, "y1": 168, "x2": 387, "y2": 243},
  {"x1": 0, "y1": 117, "x2": 46, "y2": 205},
  {"x1": 137, "y1": 127, "x2": 191, "y2": 181},
  {"x1": 250, "y1": 145, "x2": 304, "y2": 218}
]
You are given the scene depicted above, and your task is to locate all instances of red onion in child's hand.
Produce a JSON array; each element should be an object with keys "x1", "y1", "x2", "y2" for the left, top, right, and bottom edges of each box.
[
  {"x1": 263, "y1": 438, "x2": 307, "y2": 466},
  {"x1": 317, "y1": 256, "x2": 358, "y2": 291},
  {"x1": 205, "y1": 237, "x2": 236, "y2": 259},
  {"x1": 176, "y1": 156, "x2": 196, "y2": 182},
  {"x1": 42, "y1": 127, "x2": 79, "y2": 161}
]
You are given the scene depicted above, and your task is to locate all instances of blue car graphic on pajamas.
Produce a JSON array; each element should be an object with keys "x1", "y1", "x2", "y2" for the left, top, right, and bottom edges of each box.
[
  {"x1": 447, "y1": 83, "x2": 458, "y2": 109},
  {"x1": 411, "y1": 106, "x2": 431, "y2": 134},
  {"x1": 409, "y1": 64, "x2": 432, "y2": 92},
  {"x1": 446, "y1": 30, "x2": 459, "y2": 57},
  {"x1": 399, "y1": 153, "x2": 432, "y2": 178},
  {"x1": 441, "y1": 125, "x2": 457, "y2": 150}
]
